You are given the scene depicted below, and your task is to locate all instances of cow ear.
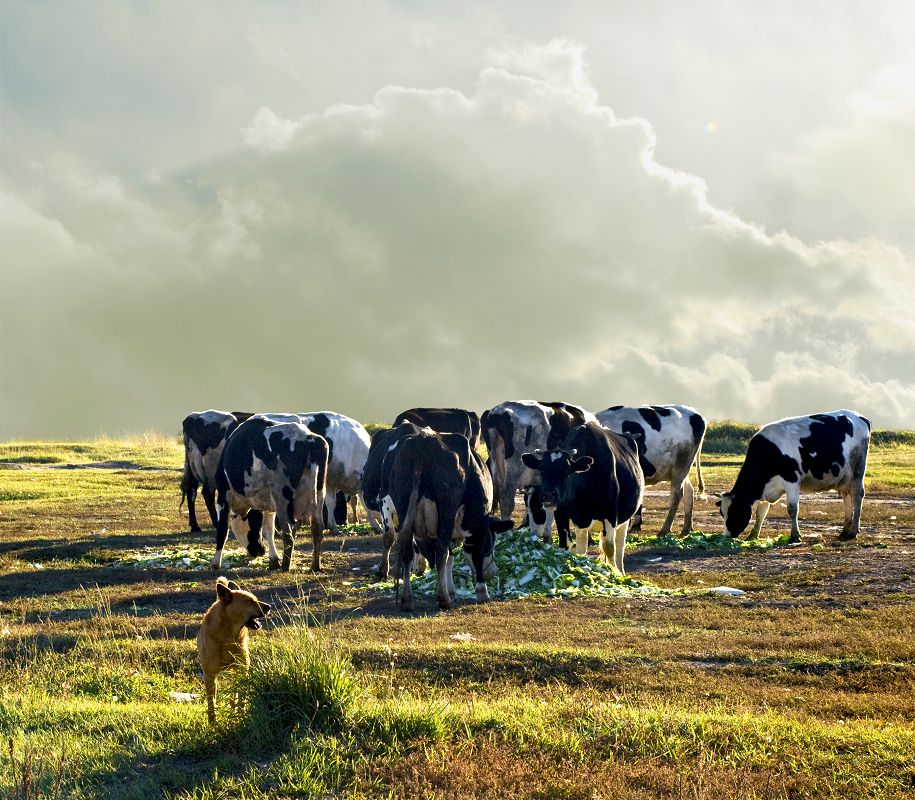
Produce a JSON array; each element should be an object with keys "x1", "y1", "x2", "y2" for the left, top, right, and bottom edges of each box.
[
  {"x1": 216, "y1": 578, "x2": 233, "y2": 603},
  {"x1": 490, "y1": 517, "x2": 514, "y2": 533},
  {"x1": 570, "y1": 456, "x2": 594, "y2": 473},
  {"x1": 521, "y1": 453, "x2": 543, "y2": 470}
]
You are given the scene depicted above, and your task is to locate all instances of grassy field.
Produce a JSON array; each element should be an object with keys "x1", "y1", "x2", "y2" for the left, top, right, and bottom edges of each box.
[{"x1": 1, "y1": 427, "x2": 914, "y2": 799}]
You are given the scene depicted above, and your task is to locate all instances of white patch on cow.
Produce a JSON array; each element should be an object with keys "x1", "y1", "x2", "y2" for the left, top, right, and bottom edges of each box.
[
  {"x1": 550, "y1": 452, "x2": 563, "y2": 462},
  {"x1": 229, "y1": 513, "x2": 248, "y2": 549},
  {"x1": 719, "y1": 494, "x2": 732, "y2": 520}
]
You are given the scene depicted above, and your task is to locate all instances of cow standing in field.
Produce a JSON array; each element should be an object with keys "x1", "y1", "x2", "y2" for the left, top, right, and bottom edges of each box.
[
  {"x1": 393, "y1": 407, "x2": 482, "y2": 450},
  {"x1": 211, "y1": 416, "x2": 328, "y2": 572},
  {"x1": 361, "y1": 421, "x2": 424, "y2": 578},
  {"x1": 388, "y1": 428, "x2": 513, "y2": 610},
  {"x1": 522, "y1": 422, "x2": 644, "y2": 574},
  {"x1": 247, "y1": 411, "x2": 380, "y2": 536},
  {"x1": 181, "y1": 410, "x2": 253, "y2": 531},
  {"x1": 717, "y1": 411, "x2": 870, "y2": 543},
  {"x1": 595, "y1": 404, "x2": 706, "y2": 536}
]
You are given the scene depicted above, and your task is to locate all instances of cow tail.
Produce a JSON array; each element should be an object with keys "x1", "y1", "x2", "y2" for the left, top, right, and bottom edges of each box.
[
  {"x1": 399, "y1": 461, "x2": 423, "y2": 539},
  {"x1": 694, "y1": 444, "x2": 706, "y2": 500},
  {"x1": 314, "y1": 441, "x2": 329, "y2": 522},
  {"x1": 179, "y1": 439, "x2": 198, "y2": 509}
]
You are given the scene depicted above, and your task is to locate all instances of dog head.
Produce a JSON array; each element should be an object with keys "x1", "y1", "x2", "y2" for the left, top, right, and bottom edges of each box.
[{"x1": 214, "y1": 576, "x2": 271, "y2": 631}]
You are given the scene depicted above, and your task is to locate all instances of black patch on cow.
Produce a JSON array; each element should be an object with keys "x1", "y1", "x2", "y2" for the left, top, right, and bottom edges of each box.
[
  {"x1": 484, "y1": 410, "x2": 515, "y2": 459},
  {"x1": 689, "y1": 413, "x2": 706, "y2": 444},
  {"x1": 621, "y1": 420, "x2": 655, "y2": 478},
  {"x1": 541, "y1": 402, "x2": 590, "y2": 450},
  {"x1": 650, "y1": 405, "x2": 673, "y2": 417},
  {"x1": 360, "y1": 421, "x2": 424, "y2": 512},
  {"x1": 733, "y1": 434, "x2": 801, "y2": 501},
  {"x1": 637, "y1": 407, "x2": 662, "y2": 432},
  {"x1": 183, "y1": 413, "x2": 229, "y2": 455},
  {"x1": 335, "y1": 491, "x2": 348, "y2": 525},
  {"x1": 526, "y1": 486, "x2": 547, "y2": 526},
  {"x1": 305, "y1": 413, "x2": 334, "y2": 463},
  {"x1": 861, "y1": 415, "x2": 871, "y2": 430},
  {"x1": 524, "y1": 425, "x2": 532, "y2": 446},
  {"x1": 606, "y1": 405, "x2": 623, "y2": 412},
  {"x1": 799, "y1": 414, "x2": 852, "y2": 481}
]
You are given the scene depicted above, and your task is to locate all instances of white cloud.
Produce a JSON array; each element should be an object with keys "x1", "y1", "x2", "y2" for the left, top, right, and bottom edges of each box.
[{"x1": 2, "y1": 38, "x2": 913, "y2": 437}]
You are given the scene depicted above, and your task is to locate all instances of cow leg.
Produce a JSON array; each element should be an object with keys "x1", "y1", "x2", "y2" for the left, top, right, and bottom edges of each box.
[
  {"x1": 555, "y1": 508, "x2": 571, "y2": 550},
  {"x1": 348, "y1": 494, "x2": 358, "y2": 524},
  {"x1": 680, "y1": 478, "x2": 695, "y2": 535},
  {"x1": 378, "y1": 526, "x2": 396, "y2": 580},
  {"x1": 599, "y1": 525, "x2": 614, "y2": 565},
  {"x1": 310, "y1": 512, "x2": 323, "y2": 573},
  {"x1": 445, "y1": 550, "x2": 457, "y2": 602},
  {"x1": 748, "y1": 501, "x2": 770, "y2": 540},
  {"x1": 839, "y1": 484, "x2": 865, "y2": 541},
  {"x1": 360, "y1": 492, "x2": 383, "y2": 534},
  {"x1": 397, "y1": 539, "x2": 415, "y2": 611},
  {"x1": 263, "y1": 511, "x2": 281, "y2": 570},
  {"x1": 187, "y1": 484, "x2": 201, "y2": 532},
  {"x1": 613, "y1": 519, "x2": 630, "y2": 575},
  {"x1": 573, "y1": 525, "x2": 589, "y2": 556},
  {"x1": 785, "y1": 487, "x2": 801, "y2": 543},
  {"x1": 276, "y1": 509, "x2": 296, "y2": 572},
  {"x1": 498, "y1": 483, "x2": 517, "y2": 522},
  {"x1": 323, "y1": 491, "x2": 339, "y2": 535},
  {"x1": 629, "y1": 505, "x2": 643, "y2": 533},
  {"x1": 210, "y1": 495, "x2": 231, "y2": 571},
  {"x1": 202, "y1": 488, "x2": 219, "y2": 529},
  {"x1": 436, "y1": 543, "x2": 453, "y2": 610},
  {"x1": 526, "y1": 487, "x2": 551, "y2": 542},
  {"x1": 658, "y1": 481, "x2": 684, "y2": 537}
]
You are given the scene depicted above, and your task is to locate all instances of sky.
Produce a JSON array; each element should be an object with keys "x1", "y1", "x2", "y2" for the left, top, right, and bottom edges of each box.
[{"x1": 1, "y1": 1, "x2": 914, "y2": 438}]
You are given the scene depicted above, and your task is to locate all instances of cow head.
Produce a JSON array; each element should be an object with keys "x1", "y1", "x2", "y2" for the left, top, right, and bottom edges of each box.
[
  {"x1": 463, "y1": 515, "x2": 514, "y2": 601},
  {"x1": 230, "y1": 511, "x2": 268, "y2": 557},
  {"x1": 521, "y1": 449, "x2": 594, "y2": 508},
  {"x1": 716, "y1": 492, "x2": 751, "y2": 537}
]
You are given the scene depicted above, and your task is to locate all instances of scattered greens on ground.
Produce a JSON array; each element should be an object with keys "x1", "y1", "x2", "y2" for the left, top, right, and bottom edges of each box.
[
  {"x1": 629, "y1": 531, "x2": 793, "y2": 551},
  {"x1": 110, "y1": 546, "x2": 255, "y2": 571},
  {"x1": 409, "y1": 528, "x2": 678, "y2": 600}
]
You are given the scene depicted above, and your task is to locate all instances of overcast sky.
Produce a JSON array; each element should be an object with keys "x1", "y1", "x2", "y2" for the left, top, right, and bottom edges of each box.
[{"x1": 2, "y1": 1, "x2": 914, "y2": 438}]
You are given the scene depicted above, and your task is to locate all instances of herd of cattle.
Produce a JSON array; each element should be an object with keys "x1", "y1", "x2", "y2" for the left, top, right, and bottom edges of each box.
[{"x1": 180, "y1": 403, "x2": 871, "y2": 610}]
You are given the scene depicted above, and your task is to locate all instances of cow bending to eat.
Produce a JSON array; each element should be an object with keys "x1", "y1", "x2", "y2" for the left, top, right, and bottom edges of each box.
[
  {"x1": 211, "y1": 416, "x2": 329, "y2": 572},
  {"x1": 388, "y1": 429, "x2": 513, "y2": 611},
  {"x1": 718, "y1": 410, "x2": 870, "y2": 543},
  {"x1": 523, "y1": 422, "x2": 644, "y2": 574}
]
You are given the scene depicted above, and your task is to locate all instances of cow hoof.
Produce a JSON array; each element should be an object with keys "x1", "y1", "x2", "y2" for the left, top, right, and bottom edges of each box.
[
  {"x1": 789, "y1": 534, "x2": 801, "y2": 544},
  {"x1": 837, "y1": 531, "x2": 857, "y2": 542},
  {"x1": 399, "y1": 600, "x2": 414, "y2": 612},
  {"x1": 268, "y1": 558, "x2": 281, "y2": 570},
  {"x1": 190, "y1": 525, "x2": 202, "y2": 533},
  {"x1": 209, "y1": 562, "x2": 220, "y2": 573}
]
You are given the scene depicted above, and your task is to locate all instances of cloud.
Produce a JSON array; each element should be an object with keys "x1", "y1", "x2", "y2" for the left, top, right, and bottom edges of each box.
[{"x1": 2, "y1": 39, "x2": 913, "y2": 437}]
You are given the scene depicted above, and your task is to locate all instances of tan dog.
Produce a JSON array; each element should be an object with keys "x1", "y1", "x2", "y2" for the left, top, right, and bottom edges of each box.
[{"x1": 197, "y1": 576, "x2": 271, "y2": 724}]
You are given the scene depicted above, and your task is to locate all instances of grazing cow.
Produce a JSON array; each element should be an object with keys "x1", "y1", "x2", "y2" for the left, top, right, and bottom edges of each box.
[
  {"x1": 253, "y1": 411, "x2": 379, "y2": 535},
  {"x1": 595, "y1": 404, "x2": 706, "y2": 536},
  {"x1": 522, "y1": 422, "x2": 644, "y2": 574},
  {"x1": 717, "y1": 410, "x2": 870, "y2": 543},
  {"x1": 361, "y1": 421, "x2": 424, "y2": 578},
  {"x1": 388, "y1": 429, "x2": 513, "y2": 610},
  {"x1": 482, "y1": 401, "x2": 595, "y2": 541},
  {"x1": 180, "y1": 410, "x2": 253, "y2": 532},
  {"x1": 393, "y1": 407, "x2": 482, "y2": 450},
  {"x1": 211, "y1": 416, "x2": 328, "y2": 572}
]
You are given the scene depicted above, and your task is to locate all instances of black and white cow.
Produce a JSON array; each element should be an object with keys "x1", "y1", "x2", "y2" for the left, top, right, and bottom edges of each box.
[
  {"x1": 393, "y1": 407, "x2": 482, "y2": 450},
  {"x1": 387, "y1": 429, "x2": 514, "y2": 610},
  {"x1": 211, "y1": 416, "x2": 329, "y2": 572},
  {"x1": 595, "y1": 404, "x2": 706, "y2": 536},
  {"x1": 360, "y1": 421, "x2": 424, "y2": 578},
  {"x1": 482, "y1": 401, "x2": 596, "y2": 541},
  {"x1": 522, "y1": 422, "x2": 644, "y2": 574},
  {"x1": 717, "y1": 410, "x2": 870, "y2": 543},
  {"x1": 180, "y1": 410, "x2": 253, "y2": 532},
  {"x1": 248, "y1": 411, "x2": 379, "y2": 535}
]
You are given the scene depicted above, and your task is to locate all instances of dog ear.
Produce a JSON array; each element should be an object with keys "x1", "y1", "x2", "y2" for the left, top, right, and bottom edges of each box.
[
  {"x1": 226, "y1": 580, "x2": 241, "y2": 591},
  {"x1": 216, "y1": 579, "x2": 233, "y2": 603}
]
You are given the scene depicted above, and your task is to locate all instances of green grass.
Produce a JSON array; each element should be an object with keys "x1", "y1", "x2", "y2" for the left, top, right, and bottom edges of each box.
[{"x1": 1, "y1": 434, "x2": 914, "y2": 798}]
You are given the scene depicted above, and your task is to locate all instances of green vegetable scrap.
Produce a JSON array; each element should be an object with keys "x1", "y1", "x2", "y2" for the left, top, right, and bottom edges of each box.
[
  {"x1": 628, "y1": 531, "x2": 792, "y2": 551},
  {"x1": 110, "y1": 546, "x2": 253, "y2": 571},
  {"x1": 409, "y1": 528, "x2": 677, "y2": 600}
]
